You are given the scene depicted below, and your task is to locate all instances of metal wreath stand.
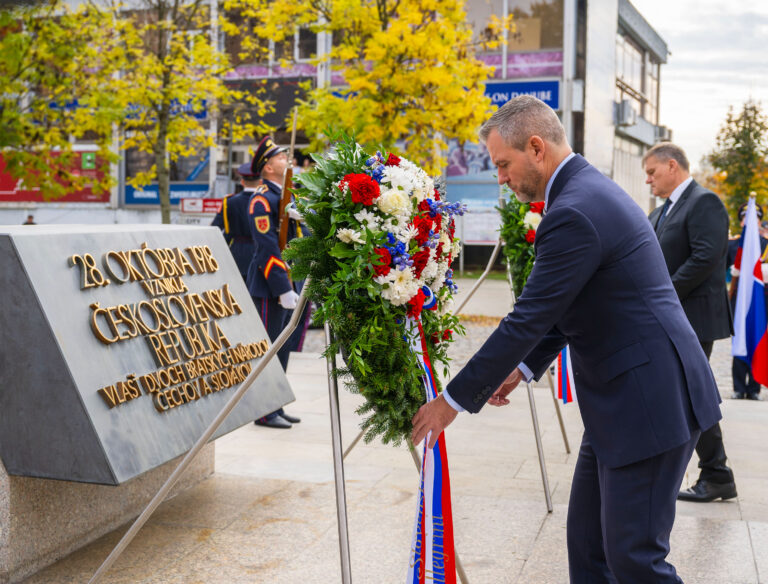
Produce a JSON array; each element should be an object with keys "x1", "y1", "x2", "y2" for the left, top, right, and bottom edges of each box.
[{"x1": 89, "y1": 200, "x2": 570, "y2": 584}]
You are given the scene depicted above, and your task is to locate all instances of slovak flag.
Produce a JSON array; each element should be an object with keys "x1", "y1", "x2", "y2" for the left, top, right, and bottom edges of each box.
[
  {"x1": 732, "y1": 198, "x2": 768, "y2": 384},
  {"x1": 556, "y1": 346, "x2": 576, "y2": 404}
]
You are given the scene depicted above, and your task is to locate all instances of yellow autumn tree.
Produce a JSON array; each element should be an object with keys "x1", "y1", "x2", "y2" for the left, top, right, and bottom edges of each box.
[
  {"x1": 106, "y1": 0, "x2": 270, "y2": 223},
  {"x1": 222, "y1": 0, "x2": 510, "y2": 174},
  {"x1": 0, "y1": 1, "x2": 124, "y2": 199}
]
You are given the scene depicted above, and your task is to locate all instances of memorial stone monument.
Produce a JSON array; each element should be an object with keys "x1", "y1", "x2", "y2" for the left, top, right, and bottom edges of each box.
[{"x1": 0, "y1": 225, "x2": 294, "y2": 582}]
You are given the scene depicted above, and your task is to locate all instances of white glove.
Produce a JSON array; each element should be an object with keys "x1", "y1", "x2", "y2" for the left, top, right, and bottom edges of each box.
[
  {"x1": 731, "y1": 265, "x2": 740, "y2": 278},
  {"x1": 287, "y1": 203, "x2": 303, "y2": 221},
  {"x1": 762, "y1": 263, "x2": 768, "y2": 283},
  {"x1": 279, "y1": 289, "x2": 300, "y2": 309}
]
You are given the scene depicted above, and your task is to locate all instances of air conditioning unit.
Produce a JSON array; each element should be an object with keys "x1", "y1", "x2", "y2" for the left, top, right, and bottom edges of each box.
[
  {"x1": 616, "y1": 99, "x2": 637, "y2": 127},
  {"x1": 654, "y1": 125, "x2": 672, "y2": 142}
]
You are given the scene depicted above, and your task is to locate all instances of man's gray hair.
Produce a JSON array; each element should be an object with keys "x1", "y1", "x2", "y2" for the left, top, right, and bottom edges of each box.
[
  {"x1": 478, "y1": 95, "x2": 567, "y2": 150},
  {"x1": 642, "y1": 142, "x2": 690, "y2": 172}
]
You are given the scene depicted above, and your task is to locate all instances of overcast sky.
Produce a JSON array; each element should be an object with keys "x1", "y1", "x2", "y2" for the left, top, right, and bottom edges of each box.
[{"x1": 630, "y1": 0, "x2": 768, "y2": 171}]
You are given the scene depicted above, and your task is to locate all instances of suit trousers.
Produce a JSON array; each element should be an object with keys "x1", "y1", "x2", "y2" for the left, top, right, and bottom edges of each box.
[
  {"x1": 254, "y1": 296, "x2": 292, "y2": 420},
  {"x1": 732, "y1": 357, "x2": 761, "y2": 396},
  {"x1": 567, "y1": 432, "x2": 699, "y2": 583},
  {"x1": 694, "y1": 341, "x2": 734, "y2": 484}
]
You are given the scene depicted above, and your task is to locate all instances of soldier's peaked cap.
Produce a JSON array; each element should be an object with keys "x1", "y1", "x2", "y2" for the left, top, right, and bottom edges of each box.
[{"x1": 251, "y1": 136, "x2": 287, "y2": 175}]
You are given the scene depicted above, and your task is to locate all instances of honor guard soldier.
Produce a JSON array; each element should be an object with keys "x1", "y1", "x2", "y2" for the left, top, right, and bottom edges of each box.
[
  {"x1": 211, "y1": 165, "x2": 259, "y2": 281},
  {"x1": 247, "y1": 136, "x2": 304, "y2": 429}
]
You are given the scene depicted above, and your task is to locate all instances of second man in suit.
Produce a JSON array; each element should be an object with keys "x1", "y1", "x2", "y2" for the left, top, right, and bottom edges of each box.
[{"x1": 644, "y1": 142, "x2": 737, "y2": 503}]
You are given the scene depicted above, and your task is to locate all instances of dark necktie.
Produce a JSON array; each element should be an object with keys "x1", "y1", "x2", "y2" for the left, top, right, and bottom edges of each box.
[{"x1": 656, "y1": 199, "x2": 672, "y2": 231}]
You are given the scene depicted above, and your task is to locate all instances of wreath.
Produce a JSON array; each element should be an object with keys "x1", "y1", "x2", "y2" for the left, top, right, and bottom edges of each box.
[
  {"x1": 498, "y1": 198, "x2": 544, "y2": 297},
  {"x1": 284, "y1": 134, "x2": 465, "y2": 445}
]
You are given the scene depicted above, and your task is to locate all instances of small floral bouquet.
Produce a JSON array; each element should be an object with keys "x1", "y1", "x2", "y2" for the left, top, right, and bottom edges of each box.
[
  {"x1": 284, "y1": 134, "x2": 465, "y2": 444},
  {"x1": 499, "y1": 197, "x2": 544, "y2": 298}
]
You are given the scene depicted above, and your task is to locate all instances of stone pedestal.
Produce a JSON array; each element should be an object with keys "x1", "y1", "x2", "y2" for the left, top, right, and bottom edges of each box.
[{"x1": 0, "y1": 444, "x2": 214, "y2": 584}]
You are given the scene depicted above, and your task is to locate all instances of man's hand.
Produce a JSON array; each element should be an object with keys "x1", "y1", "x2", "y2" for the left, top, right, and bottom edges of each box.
[
  {"x1": 411, "y1": 394, "x2": 458, "y2": 449},
  {"x1": 279, "y1": 289, "x2": 300, "y2": 309},
  {"x1": 286, "y1": 203, "x2": 303, "y2": 222},
  {"x1": 488, "y1": 367, "x2": 524, "y2": 407}
]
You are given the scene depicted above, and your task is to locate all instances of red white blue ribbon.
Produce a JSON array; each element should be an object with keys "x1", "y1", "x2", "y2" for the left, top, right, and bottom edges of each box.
[
  {"x1": 406, "y1": 317, "x2": 456, "y2": 584},
  {"x1": 556, "y1": 345, "x2": 576, "y2": 404}
]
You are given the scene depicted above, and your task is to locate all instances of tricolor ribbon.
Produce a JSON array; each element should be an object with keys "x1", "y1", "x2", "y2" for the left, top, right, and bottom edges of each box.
[
  {"x1": 406, "y1": 316, "x2": 456, "y2": 584},
  {"x1": 556, "y1": 345, "x2": 576, "y2": 404}
]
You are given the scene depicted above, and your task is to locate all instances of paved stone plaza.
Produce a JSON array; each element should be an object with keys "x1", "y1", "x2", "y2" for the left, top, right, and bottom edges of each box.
[{"x1": 26, "y1": 279, "x2": 768, "y2": 583}]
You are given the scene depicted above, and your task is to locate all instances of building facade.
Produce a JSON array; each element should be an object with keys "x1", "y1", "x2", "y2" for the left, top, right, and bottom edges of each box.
[{"x1": 0, "y1": 0, "x2": 669, "y2": 225}]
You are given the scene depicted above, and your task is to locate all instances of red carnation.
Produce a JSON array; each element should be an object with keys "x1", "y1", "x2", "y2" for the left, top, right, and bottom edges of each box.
[
  {"x1": 372, "y1": 247, "x2": 392, "y2": 276},
  {"x1": 413, "y1": 215, "x2": 434, "y2": 246},
  {"x1": 442, "y1": 329, "x2": 453, "y2": 341},
  {"x1": 525, "y1": 229, "x2": 536, "y2": 243},
  {"x1": 407, "y1": 289, "x2": 426, "y2": 318},
  {"x1": 529, "y1": 201, "x2": 545, "y2": 214},
  {"x1": 435, "y1": 242, "x2": 444, "y2": 260},
  {"x1": 434, "y1": 188, "x2": 441, "y2": 201},
  {"x1": 385, "y1": 153, "x2": 401, "y2": 166},
  {"x1": 411, "y1": 249, "x2": 431, "y2": 278},
  {"x1": 430, "y1": 332, "x2": 441, "y2": 344},
  {"x1": 418, "y1": 200, "x2": 431, "y2": 213},
  {"x1": 448, "y1": 218, "x2": 455, "y2": 239},
  {"x1": 342, "y1": 173, "x2": 380, "y2": 206}
]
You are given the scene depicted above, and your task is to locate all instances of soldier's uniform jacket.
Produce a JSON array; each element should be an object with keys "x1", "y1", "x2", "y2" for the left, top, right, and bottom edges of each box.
[
  {"x1": 211, "y1": 190, "x2": 255, "y2": 279},
  {"x1": 246, "y1": 179, "x2": 302, "y2": 299}
]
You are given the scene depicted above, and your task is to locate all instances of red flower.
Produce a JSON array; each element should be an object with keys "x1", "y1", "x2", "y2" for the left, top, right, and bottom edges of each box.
[
  {"x1": 525, "y1": 229, "x2": 536, "y2": 243},
  {"x1": 413, "y1": 214, "x2": 434, "y2": 246},
  {"x1": 448, "y1": 218, "x2": 455, "y2": 239},
  {"x1": 418, "y1": 200, "x2": 431, "y2": 213},
  {"x1": 385, "y1": 153, "x2": 401, "y2": 166},
  {"x1": 435, "y1": 242, "x2": 444, "y2": 260},
  {"x1": 342, "y1": 173, "x2": 380, "y2": 206},
  {"x1": 430, "y1": 329, "x2": 453, "y2": 344},
  {"x1": 407, "y1": 289, "x2": 426, "y2": 317},
  {"x1": 434, "y1": 188, "x2": 441, "y2": 201},
  {"x1": 411, "y1": 249, "x2": 431, "y2": 278},
  {"x1": 372, "y1": 247, "x2": 391, "y2": 276},
  {"x1": 529, "y1": 201, "x2": 545, "y2": 214}
]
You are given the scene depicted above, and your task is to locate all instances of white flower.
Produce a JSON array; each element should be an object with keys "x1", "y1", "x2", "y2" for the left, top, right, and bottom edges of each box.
[
  {"x1": 379, "y1": 268, "x2": 419, "y2": 306},
  {"x1": 421, "y1": 257, "x2": 439, "y2": 282},
  {"x1": 396, "y1": 224, "x2": 419, "y2": 244},
  {"x1": 354, "y1": 209, "x2": 380, "y2": 229},
  {"x1": 382, "y1": 166, "x2": 415, "y2": 193},
  {"x1": 336, "y1": 228, "x2": 365, "y2": 245},
  {"x1": 377, "y1": 188, "x2": 412, "y2": 216},
  {"x1": 451, "y1": 239, "x2": 461, "y2": 256},
  {"x1": 524, "y1": 211, "x2": 542, "y2": 230}
]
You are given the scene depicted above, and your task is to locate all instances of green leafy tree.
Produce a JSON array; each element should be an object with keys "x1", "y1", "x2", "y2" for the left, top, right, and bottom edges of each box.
[
  {"x1": 708, "y1": 99, "x2": 768, "y2": 230},
  {"x1": 107, "y1": 0, "x2": 269, "y2": 223},
  {"x1": 222, "y1": 0, "x2": 511, "y2": 174},
  {"x1": 0, "y1": 1, "x2": 124, "y2": 199}
]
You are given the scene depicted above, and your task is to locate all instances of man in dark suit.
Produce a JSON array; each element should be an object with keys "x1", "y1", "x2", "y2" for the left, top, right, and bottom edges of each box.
[
  {"x1": 247, "y1": 136, "x2": 304, "y2": 429},
  {"x1": 412, "y1": 96, "x2": 722, "y2": 582},
  {"x1": 211, "y1": 163, "x2": 260, "y2": 282},
  {"x1": 644, "y1": 143, "x2": 737, "y2": 503}
]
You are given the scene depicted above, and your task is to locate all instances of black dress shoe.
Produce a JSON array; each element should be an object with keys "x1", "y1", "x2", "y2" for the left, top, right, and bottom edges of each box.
[
  {"x1": 677, "y1": 479, "x2": 737, "y2": 502},
  {"x1": 280, "y1": 412, "x2": 301, "y2": 423},
  {"x1": 254, "y1": 415, "x2": 292, "y2": 429},
  {"x1": 745, "y1": 393, "x2": 763, "y2": 401}
]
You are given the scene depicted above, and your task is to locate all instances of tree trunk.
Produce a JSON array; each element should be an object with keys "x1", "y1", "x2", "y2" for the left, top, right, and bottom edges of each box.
[{"x1": 155, "y1": 108, "x2": 171, "y2": 224}]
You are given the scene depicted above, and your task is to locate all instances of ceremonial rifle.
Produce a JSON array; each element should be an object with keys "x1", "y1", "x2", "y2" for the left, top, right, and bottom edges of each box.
[{"x1": 278, "y1": 108, "x2": 298, "y2": 251}]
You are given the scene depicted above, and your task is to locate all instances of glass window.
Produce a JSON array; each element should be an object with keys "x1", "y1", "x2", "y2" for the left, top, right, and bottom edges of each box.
[
  {"x1": 466, "y1": 0, "x2": 563, "y2": 50},
  {"x1": 296, "y1": 28, "x2": 316, "y2": 61}
]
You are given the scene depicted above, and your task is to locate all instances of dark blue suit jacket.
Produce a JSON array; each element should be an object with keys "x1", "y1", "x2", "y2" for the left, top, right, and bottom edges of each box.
[
  {"x1": 211, "y1": 190, "x2": 255, "y2": 279},
  {"x1": 447, "y1": 155, "x2": 722, "y2": 468}
]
